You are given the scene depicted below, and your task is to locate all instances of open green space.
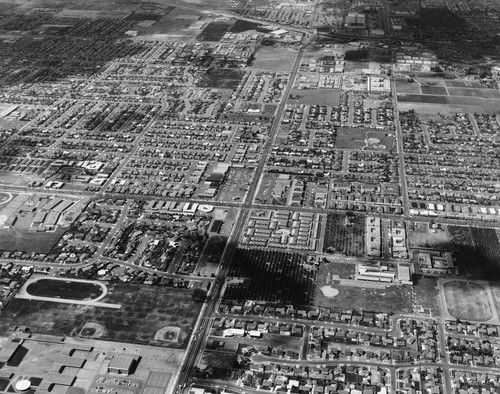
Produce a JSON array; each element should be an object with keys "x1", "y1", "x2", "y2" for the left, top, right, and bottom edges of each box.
[
  {"x1": 335, "y1": 127, "x2": 394, "y2": 151},
  {"x1": 315, "y1": 283, "x2": 413, "y2": 314},
  {"x1": 443, "y1": 280, "x2": 492, "y2": 322},
  {"x1": 0, "y1": 228, "x2": 65, "y2": 254},
  {"x1": 287, "y1": 88, "x2": 341, "y2": 106},
  {"x1": 318, "y1": 258, "x2": 356, "y2": 280},
  {"x1": 250, "y1": 46, "x2": 298, "y2": 72},
  {"x1": 407, "y1": 222, "x2": 450, "y2": 249},
  {"x1": 413, "y1": 277, "x2": 440, "y2": 316},
  {"x1": 221, "y1": 104, "x2": 276, "y2": 123},
  {"x1": 197, "y1": 69, "x2": 244, "y2": 90},
  {"x1": 0, "y1": 284, "x2": 201, "y2": 348}
]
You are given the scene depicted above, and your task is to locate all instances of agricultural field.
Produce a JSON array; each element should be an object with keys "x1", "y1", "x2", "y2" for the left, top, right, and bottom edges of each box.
[
  {"x1": 420, "y1": 85, "x2": 448, "y2": 95},
  {"x1": 229, "y1": 19, "x2": 263, "y2": 33},
  {"x1": 470, "y1": 228, "x2": 500, "y2": 281},
  {"x1": 198, "y1": 21, "x2": 233, "y2": 41},
  {"x1": 447, "y1": 225, "x2": 478, "y2": 279},
  {"x1": 447, "y1": 87, "x2": 500, "y2": 99},
  {"x1": 0, "y1": 284, "x2": 202, "y2": 348},
  {"x1": 448, "y1": 226, "x2": 500, "y2": 281},
  {"x1": 146, "y1": 8, "x2": 203, "y2": 38},
  {"x1": 323, "y1": 212, "x2": 365, "y2": 257},
  {"x1": 225, "y1": 249, "x2": 317, "y2": 306},
  {"x1": 444, "y1": 80, "x2": 484, "y2": 88},
  {"x1": 398, "y1": 94, "x2": 450, "y2": 104}
]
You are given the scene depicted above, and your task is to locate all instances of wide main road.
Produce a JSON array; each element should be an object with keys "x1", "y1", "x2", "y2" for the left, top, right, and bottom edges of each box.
[
  {"x1": 174, "y1": 209, "x2": 249, "y2": 393},
  {"x1": 246, "y1": 47, "x2": 304, "y2": 205},
  {"x1": 174, "y1": 48, "x2": 305, "y2": 393}
]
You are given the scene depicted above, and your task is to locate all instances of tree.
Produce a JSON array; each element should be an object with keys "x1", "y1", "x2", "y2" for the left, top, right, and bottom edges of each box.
[{"x1": 192, "y1": 287, "x2": 207, "y2": 302}]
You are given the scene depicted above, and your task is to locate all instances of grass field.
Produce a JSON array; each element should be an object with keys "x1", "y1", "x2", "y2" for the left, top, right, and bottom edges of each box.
[
  {"x1": 413, "y1": 277, "x2": 440, "y2": 316},
  {"x1": 318, "y1": 258, "x2": 356, "y2": 280},
  {"x1": 335, "y1": 127, "x2": 394, "y2": 151},
  {"x1": 197, "y1": 69, "x2": 244, "y2": 90},
  {"x1": 287, "y1": 88, "x2": 341, "y2": 106},
  {"x1": 0, "y1": 284, "x2": 201, "y2": 348},
  {"x1": 407, "y1": 222, "x2": 450, "y2": 249},
  {"x1": 315, "y1": 283, "x2": 412, "y2": 314},
  {"x1": 221, "y1": 105, "x2": 276, "y2": 123},
  {"x1": 443, "y1": 280, "x2": 492, "y2": 322},
  {"x1": 250, "y1": 47, "x2": 298, "y2": 72},
  {"x1": 395, "y1": 81, "x2": 421, "y2": 94},
  {"x1": 397, "y1": 102, "x2": 456, "y2": 115},
  {"x1": 0, "y1": 228, "x2": 65, "y2": 253}
]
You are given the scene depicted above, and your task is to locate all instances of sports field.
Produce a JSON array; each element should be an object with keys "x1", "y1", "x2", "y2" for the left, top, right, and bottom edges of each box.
[
  {"x1": 336, "y1": 127, "x2": 394, "y2": 151},
  {"x1": 315, "y1": 282, "x2": 413, "y2": 314},
  {"x1": 0, "y1": 283, "x2": 202, "y2": 348},
  {"x1": 443, "y1": 280, "x2": 492, "y2": 322}
]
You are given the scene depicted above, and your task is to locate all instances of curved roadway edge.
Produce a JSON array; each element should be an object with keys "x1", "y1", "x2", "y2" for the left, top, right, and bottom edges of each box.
[{"x1": 0, "y1": 191, "x2": 13, "y2": 205}]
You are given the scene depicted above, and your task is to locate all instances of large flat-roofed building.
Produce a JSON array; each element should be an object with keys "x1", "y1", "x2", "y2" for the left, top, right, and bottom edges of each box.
[
  {"x1": 345, "y1": 12, "x2": 366, "y2": 29},
  {"x1": 107, "y1": 354, "x2": 139, "y2": 375},
  {"x1": 0, "y1": 338, "x2": 22, "y2": 364}
]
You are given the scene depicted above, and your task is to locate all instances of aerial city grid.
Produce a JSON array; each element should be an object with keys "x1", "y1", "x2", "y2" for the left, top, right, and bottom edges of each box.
[{"x1": 0, "y1": 0, "x2": 499, "y2": 393}]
